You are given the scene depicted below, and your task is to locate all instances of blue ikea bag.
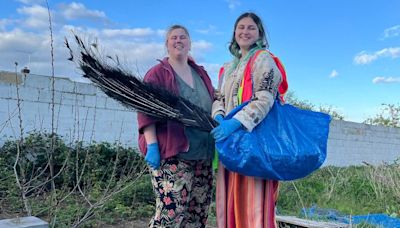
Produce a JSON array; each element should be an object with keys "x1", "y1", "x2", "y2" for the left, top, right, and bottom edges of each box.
[{"x1": 215, "y1": 99, "x2": 331, "y2": 180}]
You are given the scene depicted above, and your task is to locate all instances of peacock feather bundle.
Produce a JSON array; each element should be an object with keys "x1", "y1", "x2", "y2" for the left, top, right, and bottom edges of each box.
[{"x1": 65, "y1": 34, "x2": 216, "y2": 132}]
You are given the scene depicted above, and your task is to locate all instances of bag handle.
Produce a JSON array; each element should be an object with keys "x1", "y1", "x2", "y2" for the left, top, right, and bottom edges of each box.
[
  {"x1": 238, "y1": 50, "x2": 288, "y2": 104},
  {"x1": 237, "y1": 50, "x2": 264, "y2": 104}
]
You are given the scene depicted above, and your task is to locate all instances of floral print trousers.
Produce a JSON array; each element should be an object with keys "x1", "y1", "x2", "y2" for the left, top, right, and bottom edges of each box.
[{"x1": 149, "y1": 158, "x2": 213, "y2": 228}]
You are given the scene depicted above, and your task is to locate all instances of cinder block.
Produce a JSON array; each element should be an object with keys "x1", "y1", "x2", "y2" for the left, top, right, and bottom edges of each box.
[
  {"x1": 0, "y1": 85, "x2": 11, "y2": 98},
  {"x1": 59, "y1": 91, "x2": 77, "y2": 106},
  {"x1": 0, "y1": 216, "x2": 48, "y2": 228},
  {"x1": 41, "y1": 91, "x2": 64, "y2": 105},
  {"x1": 37, "y1": 90, "x2": 52, "y2": 103},
  {"x1": 72, "y1": 94, "x2": 85, "y2": 107},
  {"x1": 0, "y1": 98, "x2": 12, "y2": 110},
  {"x1": 105, "y1": 97, "x2": 123, "y2": 110},
  {"x1": 95, "y1": 96, "x2": 107, "y2": 108},
  {"x1": 83, "y1": 95, "x2": 97, "y2": 108},
  {"x1": 94, "y1": 87, "x2": 108, "y2": 97},
  {"x1": 74, "y1": 82, "x2": 97, "y2": 95},
  {"x1": 24, "y1": 75, "x2": 51, "y2": 89},
  {"x1": 54, "y1": 78, "x2": 75, "y2": 93},
  {"x1": 19, "y1": 88, "x2": 40, "y2": 102},
  {"x1": 389, "y1": 127, "x2": 400, "y2": 134}
]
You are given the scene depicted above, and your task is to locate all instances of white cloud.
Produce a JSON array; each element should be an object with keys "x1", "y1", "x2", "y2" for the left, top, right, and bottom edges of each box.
[
  {"x1": 0, "y1": 27, "x2": 163, "y2": 79},
  {"x1": 62, "y1": 25, "x2": 166, "y2": 77},
  {"x1": 103, "y1": 40, "x2": 165, "y2": 63},
  {"x1": 60, "y1": 2, "x2": 107, "y2": 22},
  {"x1": 0, "y1": 29, "x2": 46, "y2": 53},
  {"x1": 225, "y1": 0, "x2": 241, "y2": 10},
  {"x1": 156, "y1": 29, "x2": 165, "y2": 37},
  {"x1": 382, "y1": 25, "x2": 400, "y2": 39},
  {"x1": 354, "y1": 47, "x2": 400, "y2": 64},
  {"x1": 62, "y1": 25, "x2": 100, "y2": 38},
  {"x1": 0, "y1": 28, "x2": 56, "y2": 75},
  {"x1": 376, "y1": 47, "x2": 400, "y2": 57},
  {"x1": 329, "y1": 70, "x2": 338, "y2": 78},
  {"x1": 353, "y1": 51, "x2": 377, "y2": 64},
  {"x1": 191, "y1": 40, "x2": 213, "y2": 62},
  {"x1": 372, "y1": 77, "x2": 400, "y2": 84},
  {"x1": 192, "y1": 40, "x2": 213, "y2": 51},
  {"x1": 0, "y1": 2, "x2": 215, "y2": 82},
  {"x1": 199, "y1": 63, "x2": 222, "y2": 87},
  {"x1": 16, "y1": 0, "x2": 44, "y2": 4},
  {"x1": 196, "y1": 25, "x2": 223, "y2": 35},
  {"x1": 102, "y1": 28, "x2": 156, "y2": 38},
  {"x1": 0, "y1": 19, "x2": 11, "y2": 30},
  {"x1": 63, "y1": 25, "x2": 165, "y2": 60},
  {"x1": 17, "y1": 4, "x2": 50, "y2": 29}
]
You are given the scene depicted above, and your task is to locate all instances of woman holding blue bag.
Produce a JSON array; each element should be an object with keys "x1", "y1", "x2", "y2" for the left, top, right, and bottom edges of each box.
[
  {"x1": 211, "y1": 12, "x2": 284, "y2": 228},
  {"x1": 212, "y1": 11, "x2": 331, "y2": 227}
]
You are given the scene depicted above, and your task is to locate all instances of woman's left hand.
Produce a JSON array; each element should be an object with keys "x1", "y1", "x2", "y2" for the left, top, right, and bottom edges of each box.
[
  {"x1": 214, "y1": 114, "x2": 224, "y2": 124},
  {"x1": 211, "y1": 118, "x2": 242, "y2": 142}
]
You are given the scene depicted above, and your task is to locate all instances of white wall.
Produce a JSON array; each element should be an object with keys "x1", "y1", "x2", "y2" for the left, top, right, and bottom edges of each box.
[
  {"x1": 326, "y1": 120, "x2": 400, "y2": 166},
  {"x1": 0, "y1": 71, "x2": 137, "y2": 147},
  {"x1": 1, "y1": 71, "x2": 399, "y2": 166}
]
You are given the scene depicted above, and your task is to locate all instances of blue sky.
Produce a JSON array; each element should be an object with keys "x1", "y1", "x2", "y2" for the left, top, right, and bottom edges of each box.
[{"x1": 0, "y1": 0, "x2": 399, "y2": 123}]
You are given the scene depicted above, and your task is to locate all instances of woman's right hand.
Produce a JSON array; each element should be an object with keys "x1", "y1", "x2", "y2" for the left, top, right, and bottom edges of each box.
[
  {"x1": 145, "y1": 143, "x2": 161, "y2": 169},
  {"x1": 211, "y1": 118, "x2": 242, "y2": 142}
]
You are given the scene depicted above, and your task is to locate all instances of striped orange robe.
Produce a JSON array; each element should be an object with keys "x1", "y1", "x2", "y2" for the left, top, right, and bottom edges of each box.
[
  {"x1": 214, "y1": 49, "x2": 283, "y2": 228},
  {"x1": 216, "y1": 162, "x2": 279, "y2": 228}
]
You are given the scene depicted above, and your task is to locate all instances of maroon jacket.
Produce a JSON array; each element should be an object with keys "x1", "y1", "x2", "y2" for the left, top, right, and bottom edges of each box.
[{"x1": 137, "y1": 57, "x2": 214, "y2": 159}]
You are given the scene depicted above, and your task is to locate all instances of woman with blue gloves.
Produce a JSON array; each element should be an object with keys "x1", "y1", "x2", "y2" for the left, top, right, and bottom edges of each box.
[
  {"x1": 211, "y1": 12, "x2": 282, "y2": 227},
  {"x1": 137, "y1": 25, "x2": 215, "y2": 227}
]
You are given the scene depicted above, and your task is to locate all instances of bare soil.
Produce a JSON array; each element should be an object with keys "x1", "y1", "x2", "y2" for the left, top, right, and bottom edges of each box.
[{"x1": 101, "y1": 218, "x2": 217, "y2": 228}]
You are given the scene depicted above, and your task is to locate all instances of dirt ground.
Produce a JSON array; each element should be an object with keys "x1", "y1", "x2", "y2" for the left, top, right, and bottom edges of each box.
[
  {"x1": 101, "y1": 219, "x2": 148, "y2": 228},
  {"x1": 101, "y1": 218, "x2": 217, "y2": 228},
  {"x1": 102, "y1": 218, "x2": 217, "y2": 228},
  {"x1": 0, "y1": 214, "x2": 217, "y2": 227}
]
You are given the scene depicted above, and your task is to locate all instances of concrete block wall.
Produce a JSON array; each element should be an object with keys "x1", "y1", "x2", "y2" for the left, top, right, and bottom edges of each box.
[
  {"x1": 1, "y1": 71, "x2": 399, "y2": 166},
  {"x1": 0, "y1": 71, "x2": 137, "y2": 147},
  {"x1": 325, "y1": 120, "x2": 400, "y2": 166}
]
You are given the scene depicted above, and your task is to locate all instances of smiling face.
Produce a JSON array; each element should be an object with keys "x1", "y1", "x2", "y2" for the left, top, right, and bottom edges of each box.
[
  {"x1": 166, "y1": 28, "x2": 191, "y2": 60},
  {"x1": 234, "y1": 16, "x2": 260, "y2": 54}
]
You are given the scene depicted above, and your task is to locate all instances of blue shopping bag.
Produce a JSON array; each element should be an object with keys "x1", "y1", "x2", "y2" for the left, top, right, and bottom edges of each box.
[{"x1": 215, "y1": 99, "x2": 331, "y2": 180}]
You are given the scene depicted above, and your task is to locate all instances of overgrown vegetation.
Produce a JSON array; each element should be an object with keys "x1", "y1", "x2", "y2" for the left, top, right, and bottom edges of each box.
[
  {"x1": 364, "y1": 103, "x2": 400, "y2": 128},
  {"x1": 1, "y1": 133, "x2": 399, "y2": 227},
  {"x1": 285, "y1": 91, "x2": 345, "y2": 120},
  {"x1": 278, "y1": 164, "x2": 400, "y2": 218},
  {"x1": 286, "y1": 91, "x2": 400, "y2": 128},
  {"x1": 0, "y1": 133, "x2": 151, "y2": 227}
]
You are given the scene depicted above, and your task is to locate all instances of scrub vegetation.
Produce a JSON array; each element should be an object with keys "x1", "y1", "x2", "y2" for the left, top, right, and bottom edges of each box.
[{"x1": 1, "y1": 133, "x2": 399, "y2": 227}]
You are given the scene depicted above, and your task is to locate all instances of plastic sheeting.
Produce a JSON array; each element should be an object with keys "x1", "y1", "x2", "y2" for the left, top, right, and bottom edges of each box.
[
  {"x1": 216, "y1": 99, "x2": 331, "y2": 180},
  {"x1": 302, "y1": 206, "x2": 400, "y2": 228}
]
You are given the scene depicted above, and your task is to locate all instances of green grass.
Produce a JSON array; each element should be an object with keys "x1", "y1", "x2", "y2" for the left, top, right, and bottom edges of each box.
[
  {"x1": 277, "y1": 164, "x2": 400, "y2": 219},
  {"x1": 1, "y1": 134, "x2": 399, "y2": 226}
]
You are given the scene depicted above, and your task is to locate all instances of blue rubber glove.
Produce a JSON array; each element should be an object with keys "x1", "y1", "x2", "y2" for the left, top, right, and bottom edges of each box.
[
  {"x1": 214, "y1": 114, "x2": 224, "y2": 124},
  {"x1": 211, "y1": 118, "x2": 242, "y2": 142},
  {"x1": 145, "y1": 143, "x2": 160, "y2": 169}
]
